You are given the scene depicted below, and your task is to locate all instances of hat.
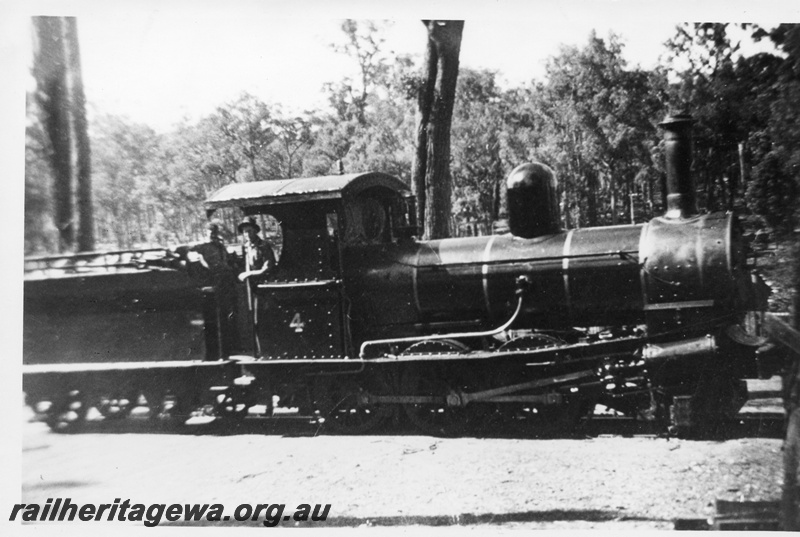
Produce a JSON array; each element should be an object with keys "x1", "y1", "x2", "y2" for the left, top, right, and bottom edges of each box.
[
  {"x1": 237, "y1": 216, "x2": 260, "y2": 233},
  {"x1": 205, "y1": 221, "x2": 221, "y2": 233}
]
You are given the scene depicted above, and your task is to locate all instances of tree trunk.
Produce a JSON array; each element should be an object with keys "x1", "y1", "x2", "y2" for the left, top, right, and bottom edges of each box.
[
  {"x1": 562, "y1": 191, "x2": 572, "y2": 229},
  {"x1": 629, "y1": 189, "x2": 636, "y2": 223},
  {"x1": 33, "y1": 17, "x2": 74, "y2": 252},
  {"x1": 64, "y1": 18, "x2": 94, "y2": 252},
  {"x1": 736, "y1": 141, "x2": 745, "y2": 211},
  {"x1": 412, "y1": 31, "x2": 437, "y2": 235},
  {"x1": 627, "y1": 172, "x2": 634, "y2": 223},
  {"x1": 584, "y1": 168, "x2": 598, "y2": 227},
  {"x1": 610, "y1": 173, "x2": 618, "y2": 225},
  {"x1": 248, "y1": 146, "x2": 259, "y2": 181},
  {"x1": 32, "y1": 16, "x2": 93, "y2": 253},
  {"x1": 416, "y1": 20, "x2": 464, "y2": 240}
]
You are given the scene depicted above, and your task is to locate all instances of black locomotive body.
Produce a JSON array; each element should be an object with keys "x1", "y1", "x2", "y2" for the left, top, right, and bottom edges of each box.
[{"x1": 22, "y1": 115, "x2": 773, "y2": 436}]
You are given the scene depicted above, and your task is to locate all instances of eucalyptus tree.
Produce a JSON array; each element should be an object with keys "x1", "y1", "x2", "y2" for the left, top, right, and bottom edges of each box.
[
  {"x1": 530, "y1": 32, "x2": 666, "y2": 227},
  {"x1": 449, "y1": 68, "x2": 506, "y2": 233},
  {"x1": 91, "y1": 114, "x2": 161, "y2": 248},
  {"x1": 215, "y1": 93, "x2": 277, "y2": 182},
  {"x1": 413, "y1": 20, "x2": 464, "y2": 239},
  {"x1": 31, "y1": 16, "x2": 93, "y2": 251},
  {"x1": 326, "y1": 19, "x2": 392, "y2": 126},
  {"x1": 310, "y1": 21, "x2": 416, "y2": 178},
  {"x1": 745, "y1": 24, "x2": 800, "y2": 235}
]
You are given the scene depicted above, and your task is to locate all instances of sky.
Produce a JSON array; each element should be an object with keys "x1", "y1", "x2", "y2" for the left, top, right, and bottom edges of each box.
[{"x1": 3, "y1": 0, "x2": 798, "y2": 133}]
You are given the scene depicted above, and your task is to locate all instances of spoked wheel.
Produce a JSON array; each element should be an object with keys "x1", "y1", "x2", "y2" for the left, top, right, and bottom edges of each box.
[
  {"x1": 498, "y1": 333, "x2": 565, "y2": 353},
  {"x1": 688, "y1": 369, "x2": 748, "y2": 439},
  {"x1": 45, "y1": 390, "x2": 88, "y2": 432},
  {"x1": 400, "y1": 340, "x2": 488, "y2": 437},
  {"x1": 497, "y1": 333, "x2": 581, "y2": 434},
  {"x1": 400, "y1": 366, "x2": 476, "y2": 437},
  {"x1": 214, "y1": 386, "x2": 252, "y2": 420},
  {"x1": 140, "y1": 390, "x2": 166, "y2": 419},
  {"x1": 315, "y1": 373, "x2": 395, "y2": 435},
  {"x1": 95, "y1": 393, "x2": 136, "y2": 421}
]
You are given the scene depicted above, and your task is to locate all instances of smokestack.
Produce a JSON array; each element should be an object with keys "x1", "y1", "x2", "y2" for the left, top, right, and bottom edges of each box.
[{"x1": 659, "y1": 113, "x2": 697, "y2": 219}]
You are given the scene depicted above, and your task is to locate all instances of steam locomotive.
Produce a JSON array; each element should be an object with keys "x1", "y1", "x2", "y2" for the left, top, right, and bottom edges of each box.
[{"x1": 22, "y1": 114, "x2": 772, "y2": 436}]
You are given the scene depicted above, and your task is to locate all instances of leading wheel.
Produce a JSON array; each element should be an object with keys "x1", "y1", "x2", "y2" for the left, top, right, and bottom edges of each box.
[{"x1": 688, "y1": 370, "x2": 747, "y2": 439}]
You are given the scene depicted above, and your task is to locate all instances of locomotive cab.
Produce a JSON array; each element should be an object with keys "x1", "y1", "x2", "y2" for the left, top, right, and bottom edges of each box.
[{"x1": 204, "y1": 172, "x2": 414, "y2": 360}]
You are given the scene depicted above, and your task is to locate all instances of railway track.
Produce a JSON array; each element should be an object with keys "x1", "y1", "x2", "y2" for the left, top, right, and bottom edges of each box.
[{"x1": 23, "y1": 377, "x2": 784, "y2": 439}]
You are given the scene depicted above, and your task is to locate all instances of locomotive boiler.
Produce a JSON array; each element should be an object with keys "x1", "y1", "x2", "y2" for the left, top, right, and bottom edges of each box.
[{"x1": 22, "y1": 114, "x2": 771, "y2": 437}]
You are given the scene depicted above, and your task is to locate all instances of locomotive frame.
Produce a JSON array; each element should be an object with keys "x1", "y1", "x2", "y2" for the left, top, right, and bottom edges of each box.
[{"x1": 22, "y1": 114, "x2": 777, "y2": 437}]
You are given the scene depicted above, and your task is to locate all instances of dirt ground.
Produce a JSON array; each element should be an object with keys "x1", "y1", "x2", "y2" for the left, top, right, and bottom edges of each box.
[{"x1": 17, "y1": 396, "x2": 785, "y2": 531}]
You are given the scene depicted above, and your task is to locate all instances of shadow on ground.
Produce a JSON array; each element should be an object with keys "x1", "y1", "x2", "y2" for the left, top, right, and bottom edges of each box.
[{"x1": 159, "y1": 508, "x2": 670, "y2": 528}]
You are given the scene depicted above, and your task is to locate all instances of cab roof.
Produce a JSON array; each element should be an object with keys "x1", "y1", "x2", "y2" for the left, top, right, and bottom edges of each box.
[{"x1": 204, "y1": 172, "x2": 411, "y2": 210}]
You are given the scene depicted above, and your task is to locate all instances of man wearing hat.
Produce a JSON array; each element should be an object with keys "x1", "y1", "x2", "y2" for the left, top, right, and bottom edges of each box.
[
  {"x1": 237, "y1": 217, "x2": 276, "y2": 357},
  {"x1": 190, "y1": 221, "x2": 230, "y2": 275},
  {"x1": 237, "y1": 216, "x2": 276, "y2": 283},
  {"x1": 189, "y1": 220, "x2": 240, "y2": 354}
]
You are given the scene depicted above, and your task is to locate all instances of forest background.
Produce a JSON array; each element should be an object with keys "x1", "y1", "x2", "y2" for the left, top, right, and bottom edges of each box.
[{"x1": 23, "y1": 21, "x2": 800, "y2": 312}]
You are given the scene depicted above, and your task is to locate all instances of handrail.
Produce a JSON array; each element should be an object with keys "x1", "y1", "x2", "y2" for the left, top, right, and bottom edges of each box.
[
  {"x1": 257, "y1": 279, "x2": 340, "y2": 290},
  {"x1": 416, "y1": 249, "x2": 640, "y2": 270},
  {"x1": 24, "y1": 247, "x2": 169, "y2": 263},
  {"x1": 24, "y1": 247, "x2": 179, "y2": 274}
]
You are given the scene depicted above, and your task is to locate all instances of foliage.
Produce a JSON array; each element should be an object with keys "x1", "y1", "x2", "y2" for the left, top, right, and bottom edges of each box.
[
  {"x1": 508, "y1": 33, "x2": 667, "y2": 228},
  {"x1": 750, "y1": 24, "x2": 800, "y2": 236},
  {"x1": 23, "y1": 21, "x2": 800, "y2": 259},
  {"x1": 91, "y1": 114, "x2": 163, "y2": 247},
  {"x1": 449, "y1": 68, "x2": 505, "y2": 232},
  {"x1": 325, "y1": 20, "x2": 393, "y2": 125},
  {"x1": 665, "y1": 23, "x2": 799, "y2": 230}
]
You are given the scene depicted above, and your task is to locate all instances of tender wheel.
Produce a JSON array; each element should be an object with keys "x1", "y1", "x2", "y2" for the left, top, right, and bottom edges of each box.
[
  {"x1": 95, "y1": 393, "x2": 136, "y2": 420},
  {"x1": 45, "y1": 390, "x2": 88, "y2": 432},
  {"x1": 214, "y1": 386, "x2": 251, "y2": 420},
  {"x1": 140, "y1": 390, "x2": 166, "y2": 419},
  {"x1": 314, "y1": 374, "x2": 394, "y2": 434}
]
